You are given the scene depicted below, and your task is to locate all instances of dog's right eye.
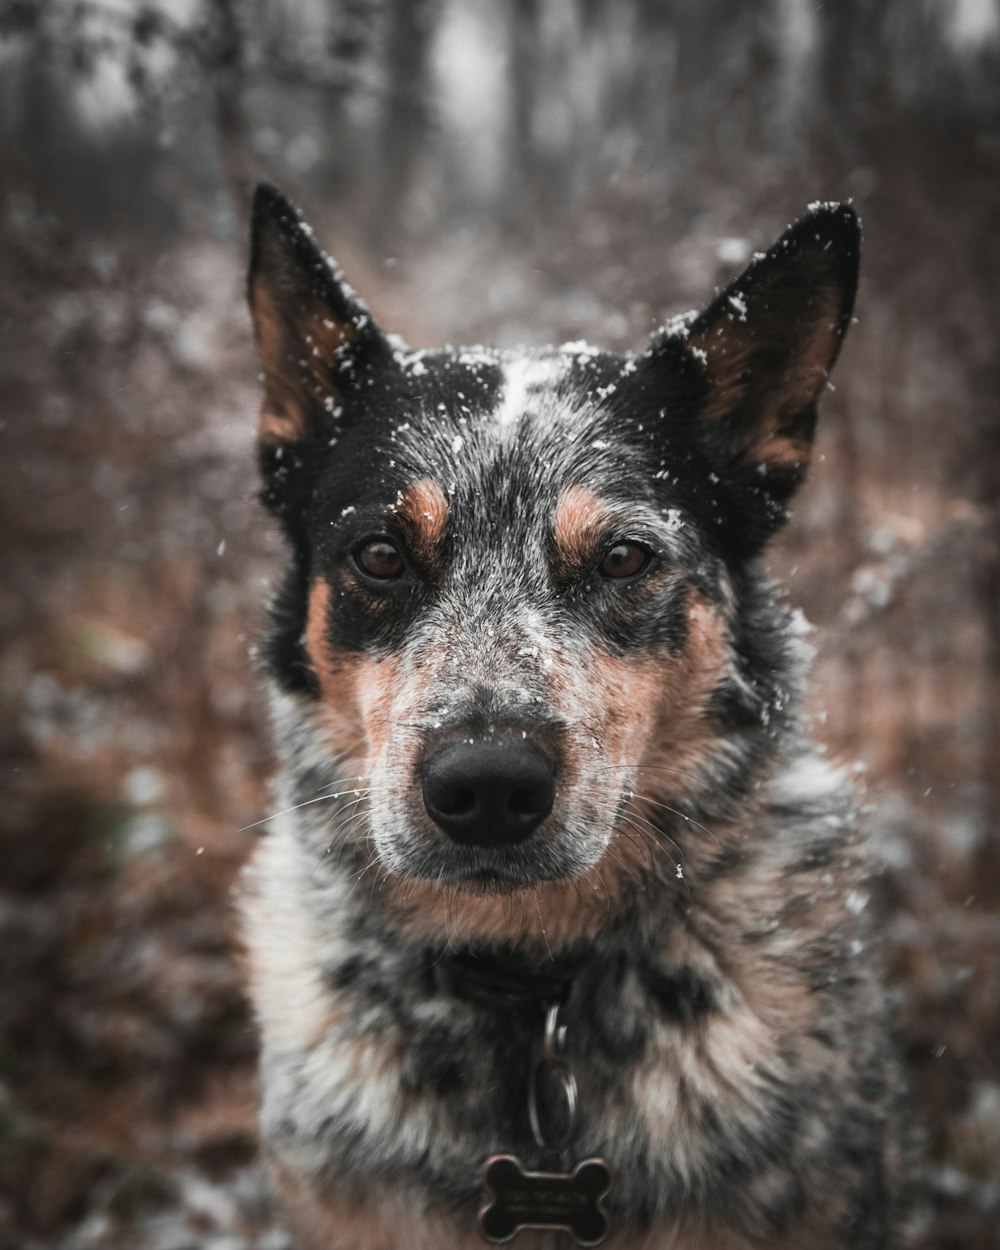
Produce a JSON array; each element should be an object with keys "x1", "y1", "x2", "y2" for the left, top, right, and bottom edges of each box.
[
  {"x1": 354, "y1": 539, "x2": 405, "y2": 581},
  {"x1": 597, "y1": 542, "x2": 651, "y2": 580}
]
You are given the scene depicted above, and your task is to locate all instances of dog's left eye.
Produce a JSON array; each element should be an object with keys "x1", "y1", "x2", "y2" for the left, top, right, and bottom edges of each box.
[
  {"x1": 354, "y1": 539, "x2": 406, "y2": 581},
  {"x1": 597, "y1": 542, "x2": 651, "y2": 580}
]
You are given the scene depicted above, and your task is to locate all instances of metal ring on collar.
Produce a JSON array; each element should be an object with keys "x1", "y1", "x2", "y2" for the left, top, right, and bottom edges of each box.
[
  {"x1": 542, "y1": 1000, "x2": 569, "y2": 1066},
  {"x1": 528, "y1": 1058, "x2": 579, "y2": 1152}
]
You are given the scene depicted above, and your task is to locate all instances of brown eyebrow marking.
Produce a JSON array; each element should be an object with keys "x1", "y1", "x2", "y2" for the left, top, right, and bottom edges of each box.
[
  {"x1": 394, "y1": 477, "x2": 449, "y2": 569},
  {"x1": 552, "y1": 484, "x2": 613, "y2": 567}
]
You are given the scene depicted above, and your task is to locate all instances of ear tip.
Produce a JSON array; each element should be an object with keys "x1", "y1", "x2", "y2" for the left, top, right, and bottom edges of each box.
[
  {"x1": 249, "y1": 183, "x2": 325, "y2": 290},
  {"x1": 797, "y1": 199, "x2": 862, "y2": 256},
  {"x1": 253, "y1": 179, "x2": 292, "y2": 212},
  {"x1": 805, "y1": 197, "x2": 859, "y2": 222},
  {"x1": 252, "y1": 181, "x2": 296, "y2": 230}
]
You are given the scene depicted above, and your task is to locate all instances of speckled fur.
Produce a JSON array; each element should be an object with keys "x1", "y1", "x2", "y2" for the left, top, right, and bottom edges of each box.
[{"x1": 241, "y1": 185, "x2": 916, "y2": 1249}]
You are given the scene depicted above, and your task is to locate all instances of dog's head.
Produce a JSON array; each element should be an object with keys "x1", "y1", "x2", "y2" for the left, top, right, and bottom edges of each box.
[{"x1": 248, "y1": 185, "x2": 858, "y2": 910}]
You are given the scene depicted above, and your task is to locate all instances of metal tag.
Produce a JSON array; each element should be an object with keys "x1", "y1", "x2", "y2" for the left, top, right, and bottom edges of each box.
[{"x1": 478, "y1": 1153, "x2": 612, "y2": 1246}]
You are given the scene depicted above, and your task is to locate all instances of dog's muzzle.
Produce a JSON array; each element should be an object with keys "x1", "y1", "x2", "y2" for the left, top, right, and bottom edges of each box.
[{"x1": 421, "y1": 740, "x2": 556, "y2": 847}]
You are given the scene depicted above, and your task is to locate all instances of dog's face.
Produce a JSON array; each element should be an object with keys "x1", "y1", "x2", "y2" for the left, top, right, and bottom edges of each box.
[{"x1": 248, "y1": 187, "x2": 858, "y2": 900}]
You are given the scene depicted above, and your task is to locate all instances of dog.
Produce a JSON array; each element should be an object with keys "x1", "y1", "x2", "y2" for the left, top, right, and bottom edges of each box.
[{"x1": 241, "y1": 184, "x2": 915, "y2": 1249}]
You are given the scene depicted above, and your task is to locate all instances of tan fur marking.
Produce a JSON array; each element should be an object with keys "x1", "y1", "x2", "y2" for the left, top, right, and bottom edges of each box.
[
  {"x1": 632, "y1": 1002, "x2": 775, "y2": 1167},
  {"x1": 352, "y1": 651, "x2": 403, "y2": 760},
  {"x1": 378, "y1": 590, "x2": 733, "y2": 950},
  {"x1": 599, "y1": 589, "x2": 730, "y2": 894},
  {"x1": 687, "y1": 283, "x2": 842, "y2": 474},
  {"x1": 305, "y1": 574, "x2": 405, "y2": 764},
  {"x1": 552, "y1": 484, "x2": 609, "y2": 567},
  {"x1": 252, "y1": 276, "x2": 308, "y2": 443},
  {"x1": 391, "y1": 592, "x2": 725, "y2": 943},
  {"x1": 396, "y1": 477, "x2": 450, "y2": 568},
  {"x1": 687, "y1": 833, "x2": 844, "y2": 1046},
  {"x1": 636, "y1": 594, "x2": 731, "y2": 791},
  {"x1": 251, "y1": 273, "x2": 358, "y2": 445},
  {"x1": 305, "y1": 576, "x2": 352, "y2": 712},
  {"x1": 257, "y1": 408, "x2": 296, "y2": 443},
  {"x1": 380, "y1": 868, "x2": 622, "y2": 950},
  {"x1": 592, "y1": 592, "x2": 731, "y2": 894}
]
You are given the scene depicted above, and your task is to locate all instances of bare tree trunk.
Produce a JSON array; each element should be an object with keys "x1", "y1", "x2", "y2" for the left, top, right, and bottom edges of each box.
[
  {"x1": 373, "y1": 0, "x2": 437, "y2": 245},
  {"x1": 208, "y1": 0, "x2": 254, "y2": 212},
  {"x1": 504, "y1": 0, "x2": 542, "y2": 225}
]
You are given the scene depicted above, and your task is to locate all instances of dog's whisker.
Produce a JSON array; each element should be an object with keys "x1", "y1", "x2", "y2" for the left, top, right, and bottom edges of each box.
[
  {"x1": 370, "y1": 866, "x2": 389, "y2": 906},
  {"x1": 317, "y1": 799, "x2": 375, "y2": 864},
  {"x1": 621, "y1": 800, "x2": 687, "y2": 861},
  {"x1": 602, "y1": 841, "x2": 632, "y2": 880},
  {"x1": 529, "y1": 885, "x2": 554, "y2": 961},
  {"x1": 615, "y1": 817, "x2": 662, "y2": 877},
  {"x1": 591, "y1": 760, "x2": 704, "y2": 781},
  {"x1": 240, "y1": 783, "x2": 374, "y2": 832},
  {"x1": 629, "y1": 792, "x2": 722, "y2": 846},
  {"x1": 322, "y1": 793, "x2": 374, "y2": 838},
  {"x1": 325, "y1": 806, "x2": 377, "y2": 873},
  {"x1": 621, "y1": 817, "x2": 690, "y2": 894},
  {"x1": 350, "y1": 846, "x2": 382, "y2": 885},
  {"x1": 563, "y1": 782, "x2": 689, "y2": 863}
]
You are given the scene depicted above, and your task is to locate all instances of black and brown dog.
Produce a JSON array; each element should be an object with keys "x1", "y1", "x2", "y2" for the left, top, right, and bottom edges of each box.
[{"x1": 241, "y1": 185, "x2": 916, "y2": 1249}]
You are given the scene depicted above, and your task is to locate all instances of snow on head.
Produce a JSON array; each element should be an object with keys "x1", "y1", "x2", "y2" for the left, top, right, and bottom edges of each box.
[
  {"x1": 493, "y1": 354, "x2": 571, "y2": 427},
  {"x1": 660, "y1": 310, "x2": 698, "y2": 341},
  {"x1": 558, "y1": 339, "x2": 602, "y2": 356}
]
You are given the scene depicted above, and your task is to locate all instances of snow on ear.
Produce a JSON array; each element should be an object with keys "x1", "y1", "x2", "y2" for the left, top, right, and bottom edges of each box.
[
  {"x1": 247, "y1": 183, "x2": 390, "y2": 446},
  {"x1": 683, "y1": 202, "x2": 859, "y2": 511}
]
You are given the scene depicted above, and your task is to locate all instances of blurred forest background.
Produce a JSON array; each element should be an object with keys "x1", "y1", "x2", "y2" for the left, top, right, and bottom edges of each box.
[{"x1": 1, "y1": 1, "x2": 999, "y2": 1247}]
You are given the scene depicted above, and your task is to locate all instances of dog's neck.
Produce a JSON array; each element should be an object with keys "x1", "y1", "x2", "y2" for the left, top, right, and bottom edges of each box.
[{"x1": 429, "y1": 945, "x2": 581, "y2": 1010}]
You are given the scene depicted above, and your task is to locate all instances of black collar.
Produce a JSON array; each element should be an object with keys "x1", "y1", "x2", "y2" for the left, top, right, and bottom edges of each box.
[{"x1": 430, "y1": 946, "x2": 582, "y2": 1011}]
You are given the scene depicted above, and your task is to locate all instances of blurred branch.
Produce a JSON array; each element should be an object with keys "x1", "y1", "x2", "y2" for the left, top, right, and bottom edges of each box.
[{"x1": 824, "y1": 504, "x2": 995, "y2": 648}]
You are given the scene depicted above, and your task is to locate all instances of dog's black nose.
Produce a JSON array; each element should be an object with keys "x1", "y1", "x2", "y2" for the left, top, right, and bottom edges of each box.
[{"x1": 422, "y1": 741, "x2": 556, "y2": 847}]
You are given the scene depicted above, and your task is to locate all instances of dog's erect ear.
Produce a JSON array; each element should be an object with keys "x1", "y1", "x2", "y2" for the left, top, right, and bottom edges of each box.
[
  {"x1": 660, "y1": 203, "x2": 859, "y2": 541},
  {"x1": 248, "y1": 183, "x2": 392, "y2": 447}
]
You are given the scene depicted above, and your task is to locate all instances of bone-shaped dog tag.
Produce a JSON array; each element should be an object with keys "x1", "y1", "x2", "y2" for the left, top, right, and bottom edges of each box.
[{"x1": 478, "y1": 1153, "x2": 612, "y2": 1246}]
